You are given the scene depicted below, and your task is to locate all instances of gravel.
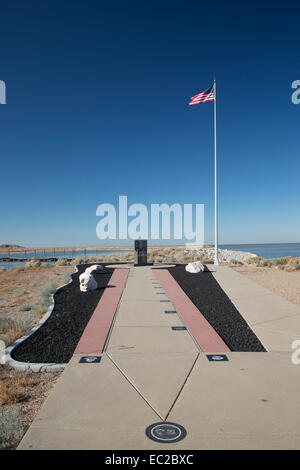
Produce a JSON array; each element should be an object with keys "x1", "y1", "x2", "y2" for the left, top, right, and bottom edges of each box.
[
  {"x1": 168, "y1": 264, "x2": 266, "y2": 352},
  {"x1": 11, "y1": 264, "x2": 114, "y2": 364}
]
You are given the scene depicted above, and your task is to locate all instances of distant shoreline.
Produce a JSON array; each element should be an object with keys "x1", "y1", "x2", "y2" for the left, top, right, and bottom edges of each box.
[
  {"x1": 0, "y1": 245, "x2": 133, "y2": 253},
  {"x1": 0, "y1": 245, "x2": 189, "y2": 253},
  {"x1": 0, "y1": 243, "x2": 300, "y2": 259}
]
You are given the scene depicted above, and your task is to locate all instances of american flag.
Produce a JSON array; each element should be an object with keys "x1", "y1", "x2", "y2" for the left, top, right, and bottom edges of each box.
[{"x1": 189, "y1": 84, "x2": 215, "y2": 105}]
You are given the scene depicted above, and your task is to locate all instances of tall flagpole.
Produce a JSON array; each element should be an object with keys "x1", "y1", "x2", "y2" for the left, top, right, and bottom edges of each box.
[{"x1": 214, "y1": 77, "x2": 219, "y2": 265}]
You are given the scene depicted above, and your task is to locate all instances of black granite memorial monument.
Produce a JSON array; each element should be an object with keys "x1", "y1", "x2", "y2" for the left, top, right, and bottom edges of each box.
[{"x1": 134, "y1": 239, "x2": 147, "y2": 266}]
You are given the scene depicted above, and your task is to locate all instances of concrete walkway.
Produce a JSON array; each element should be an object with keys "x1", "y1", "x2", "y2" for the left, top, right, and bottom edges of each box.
[
  {"x1": 212, "y1": 265, "x2": 300, "y2": 352},
  {"x1": 18, "y1": 265, "x2": 300, "y2": 450}
]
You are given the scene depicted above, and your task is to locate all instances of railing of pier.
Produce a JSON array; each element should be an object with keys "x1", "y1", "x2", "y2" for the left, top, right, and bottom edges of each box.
[{"x1": 3, "y1": 248, "x2": 103, "y2": 260}]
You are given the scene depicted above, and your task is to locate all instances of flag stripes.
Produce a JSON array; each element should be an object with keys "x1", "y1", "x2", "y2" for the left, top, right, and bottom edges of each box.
[{"x1": 189, "y1": 84, "x2": 214, "y2": 105}]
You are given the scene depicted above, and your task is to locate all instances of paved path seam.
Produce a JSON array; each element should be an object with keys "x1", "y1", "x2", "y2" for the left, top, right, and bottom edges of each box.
[
  {"x1": 107, "y1": 352, "x2": 164, "y2": 420},
  {"x1": 252, "y1": 312, "x2": 300, "y2": 326},
  {"x1": 164, "y1": 352, "x2": 199, "y2": 421},
  {"x1": 254, "y1": 325, "x2": 299, "y2": 336}
]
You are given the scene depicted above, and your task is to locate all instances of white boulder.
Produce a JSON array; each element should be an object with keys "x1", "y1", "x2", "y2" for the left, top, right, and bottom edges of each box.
[
  {"x1": 185, "y1": 261, "x2": 205, "y2": 273},
  {"x1": 85, "y1": 264, "x2": 104, "y2": 275},
  {"x1": 79, "y1": 272, "x2": 98, "y2": 292}
]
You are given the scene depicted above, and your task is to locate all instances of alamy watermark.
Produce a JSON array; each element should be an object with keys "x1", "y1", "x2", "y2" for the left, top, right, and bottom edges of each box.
[
  {"x1": 291, "y1": 80, "x2": 300, "y2": 104},
  {"x1": 291, "y1": 340, "x2": 300, "y2": 365},
  {"x1": 0, "y1": 80, "x2": 6, "y2": 104},
  {"x1": 96, "y1": 196, "x2": 204, "y2": 247}
]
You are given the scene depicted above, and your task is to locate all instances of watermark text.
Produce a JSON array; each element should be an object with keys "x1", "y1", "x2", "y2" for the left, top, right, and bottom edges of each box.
[
  {"x1": 96, "y1": 196, "x2": 204, "y2": 246},
  {"x1": 0, "y1": 80, "x2": 6, "y2": 104},
  {"x1": 291, "y1": 80, "x2": 300, "y2": 104},
  {"x1": 291, "y1": 340, "x2": 300, "y2": 365}
]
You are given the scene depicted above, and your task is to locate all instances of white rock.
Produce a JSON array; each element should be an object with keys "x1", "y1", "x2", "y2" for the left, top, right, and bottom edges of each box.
[
  {"x1": 187, "y1": 247, "x2": 257, "y2": 264},
  {"x1": 185, "y1": 261, "x2": 205, "y2": 273},
  {"x1": 85, "y1": 264, "x2": 104, "y2": 275},
  {"x1": 79, "y1": 272, "x2": 98, "y2": 292}
]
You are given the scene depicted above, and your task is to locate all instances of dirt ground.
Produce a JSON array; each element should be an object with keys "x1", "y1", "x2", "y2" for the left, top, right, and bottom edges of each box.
[
  {"x1": 0, "y1": 265, "x2": 73, "y2": 323},
  {"x1": 0, "y1": 364, "x2": 62, "y2": 449},
  {"x1": 234, "y1": 265, "x2": 300, "y2": 306}
]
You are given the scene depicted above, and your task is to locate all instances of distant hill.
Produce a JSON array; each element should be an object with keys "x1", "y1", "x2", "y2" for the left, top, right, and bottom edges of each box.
[{"x1": 0, "y1": 244, "x2": 25, "y2": 251}]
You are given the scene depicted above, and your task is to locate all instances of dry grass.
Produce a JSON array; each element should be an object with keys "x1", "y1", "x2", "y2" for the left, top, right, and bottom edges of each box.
[
  {"x1": 0, "y1": 381, "x2": 23, "y2": 405},
  {"x1": 14, "y1": 297, "x2": 28, "y2": 307},
  {"x1": 97, "y1": 247, "x2": 216, "y2": 265},
  {"x1": 0, "y1": 264, "x2": 73, "y2": 345},
  {"x1": 245, "y1": 256, "x2": 300, "y2": 271},
  {"x1": 3, "y1": 322, "x2": 27, "y2": 344},
  {"x1": 0, "y1": 371, "x2": 34, "y2": 405},
  {"x1": 0, "y1": 364, "x2": 62, "y2": 449}
]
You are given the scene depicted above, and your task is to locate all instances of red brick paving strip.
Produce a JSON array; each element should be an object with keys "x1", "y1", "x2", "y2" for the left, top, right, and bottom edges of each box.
[
  {"x1": 153, "y1": 269, "x2": 230, "y2": 352},
  {"x1": 74, "y1": 269, "x2": 129, "y2": 355}
]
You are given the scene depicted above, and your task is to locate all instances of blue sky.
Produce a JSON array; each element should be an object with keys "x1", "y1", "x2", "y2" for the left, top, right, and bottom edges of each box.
[{"x1": 0, "y1": 1, "x2": 299, "y2": 247}]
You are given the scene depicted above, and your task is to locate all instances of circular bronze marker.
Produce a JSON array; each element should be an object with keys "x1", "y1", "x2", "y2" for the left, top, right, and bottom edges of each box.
[{"x1": 145, "y1": 422, "x2": 187, "y2": 443}]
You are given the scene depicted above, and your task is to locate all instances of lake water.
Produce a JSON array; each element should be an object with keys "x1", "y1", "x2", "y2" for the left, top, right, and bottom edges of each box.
[
  {"x1": 0, "y1": 248, "x2": 132, "y2": 260},
  {"x1": 218, "y1": 243, "x2": 300, "y2": 259}
]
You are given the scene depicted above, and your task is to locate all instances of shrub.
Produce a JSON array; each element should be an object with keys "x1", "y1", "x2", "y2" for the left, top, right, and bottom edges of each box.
[
  {"x1": 245, "y1": 256, "x2": 275, "y2": 267},
  {"x1": 0, "y1": 406, "x2": 27, "y2": 450},
  {"x1": 41, "y1": 262, "x2": 51, "y2": 268},
  {"x1": 269, "y1": 257, "x2": 292, "y2": 266},
  {"x1": 246, "y1": 256, "x2": 263, "y2": 265},
  {"x1": 39, "y1": 283, "x2": 57, "y2": 299},
  {"x1": 123, "y1": 253, "x2": 134, "y2": 261},
  {"x1": 87, "y1": 256, "x2": 98, "y2": 263},
  {"x1": 25, "y1": 258, "x2": 41, "y2": 269},
  {"x1": 0, "y1": 316, "x2": 34, "y2": 345},
  {"x1": 63, "y1": 272, "x2": 72, "y2": 282},
  {"x1": 73, "y1": 257, "x2": 85, "y2": 265},
  {"x1": 288, "y1": 257, "x2": 300, "y2": 265},
  {"x1": 38, "y1": 283, "x2": 57, "y2": 310},
  {"x1": 0, "y1": 381, "x2": 23, "y2": 405},
  {"x1": 55, "y1": 258, "x2": 70, "y2": 266},
  {"x1": 201, "y1": 257, "x2": 214, "y2": 264},
  {"x1": 260, "y1": 260, "x2": 270, "y2": 267},
  {"x1": 284, "y1": 263, "x2": 300, "y2": 272},
  {"x1": 0, "y1": 317, "x2": 14, "y2": 335},
  {"x1": 17, "y1": 304, "x2": 32, "y2": 312}
]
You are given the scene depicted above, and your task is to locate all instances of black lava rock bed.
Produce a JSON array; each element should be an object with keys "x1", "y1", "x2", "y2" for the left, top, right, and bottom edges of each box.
[
  {"x1": 12, "y1": 264, "x2": 114, "y2": 364},
  {"x1": 168, "y1": 265, "x2": 266, "y2": 352}
]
